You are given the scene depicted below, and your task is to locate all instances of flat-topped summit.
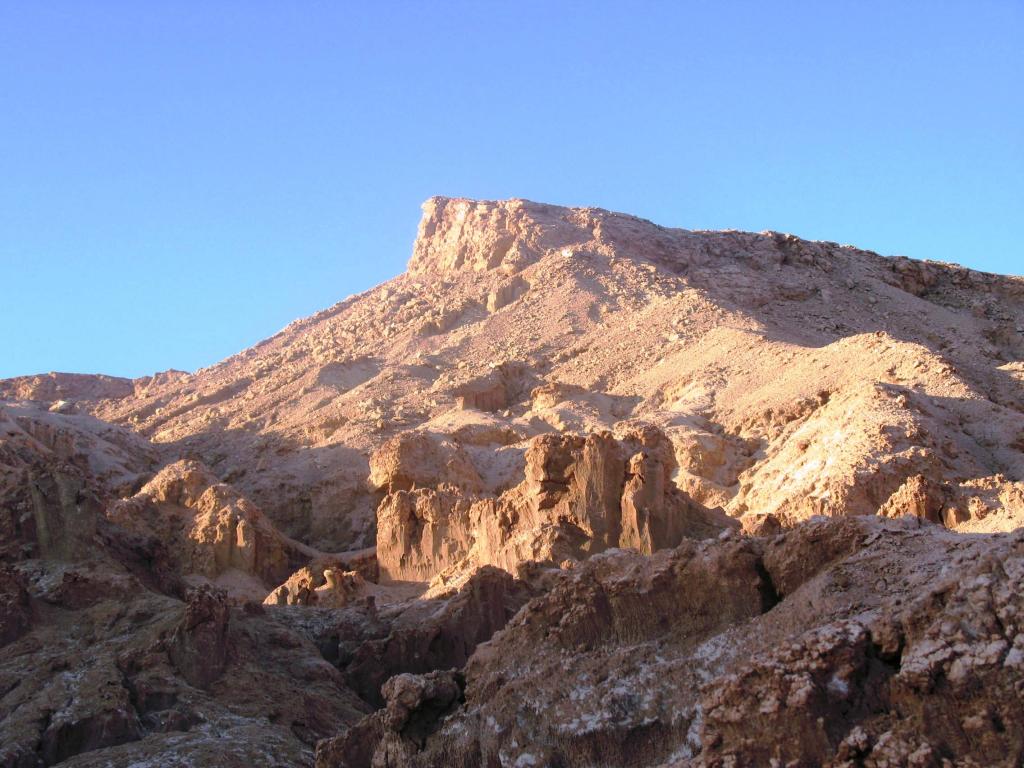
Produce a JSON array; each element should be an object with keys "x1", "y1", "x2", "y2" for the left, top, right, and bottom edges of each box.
[
  {"x1": 407, "y1": 196, "x2": 583, "y2": 276},
  {"x1": 407, "y1": 196, "x2": 1023, "y2": 297}
]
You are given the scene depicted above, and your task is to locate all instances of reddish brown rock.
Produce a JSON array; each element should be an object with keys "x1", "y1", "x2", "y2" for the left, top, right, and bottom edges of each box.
[
  {"x1": 324, "y1": 519, "x2": 1024, "y2": 768},
  {"x1": 334, "y1": 566, "x2": 532, "y2": 708},
  {"x1": 168, "y1": 584, "x2": 232, "y2": 689},
  {"x1": 0, "y1": 567, "x2": 31, "y2": 647},
  {"x1": 315, "y1": 670, "x2": 463, "y2": 768}
]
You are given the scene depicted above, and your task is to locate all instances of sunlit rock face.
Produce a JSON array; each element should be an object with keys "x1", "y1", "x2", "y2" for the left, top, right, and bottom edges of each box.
[
  {"x1": 3, "y1": 197, "x2": 1024, "y2": 767},
  {"x1": 373, "y1": 426, "x2": 736, "y2": 584}
]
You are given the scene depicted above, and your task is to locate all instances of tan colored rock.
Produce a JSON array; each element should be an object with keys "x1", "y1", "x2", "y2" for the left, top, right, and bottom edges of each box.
[
  {"x1": 454, "y1": 376, "x2": 508, "y2": 412},
  {"x1": 377, "y1": 427, "x2": 735, "y2": 583},
  {"x1": 0, "y1": 372, "x2": 133, "y2": 403},
  {"x1": 453, "y1": 361, "x2": 536, "y2": 413},
  {"x1": 408, "y1": 197, "x2": 576, "y2": 276},
  {"x1": 106, "y1": 460, "x2": 299, "y2": 596},
  {"x1": 368, "y1": 432, "x2": 483, "y2": 494},
  {"x1": 264, "y1": 564, "x2": 369, "y2": 607},
  {"x1": 376, "y1": 488, "x2": 475, "y2": 582},
  {"x1": 40, "y1": 197, "x2": 1019, "y2": 550},
  {"x1": 485, "y1": 274, "x2": 529, "y2": 312},
  {"x1": 878, "y1": 473, "x2": 947, "y2": 523}
]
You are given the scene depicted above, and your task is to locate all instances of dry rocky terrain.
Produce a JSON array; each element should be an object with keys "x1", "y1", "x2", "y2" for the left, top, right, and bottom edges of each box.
[{"x1": 1, "y1": 197, "x2": 1023, "y2": 767}]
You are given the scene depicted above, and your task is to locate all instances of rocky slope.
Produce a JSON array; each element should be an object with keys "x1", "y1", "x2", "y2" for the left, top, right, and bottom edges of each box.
[{"x1": 1, "y1": 197, "x2": 1022, "y2": 767}]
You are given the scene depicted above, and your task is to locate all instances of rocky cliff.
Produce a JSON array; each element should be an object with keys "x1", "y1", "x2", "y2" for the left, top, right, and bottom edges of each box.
[{"x1": 2, "y1": 198, "x2": 1023, "y2": 766}]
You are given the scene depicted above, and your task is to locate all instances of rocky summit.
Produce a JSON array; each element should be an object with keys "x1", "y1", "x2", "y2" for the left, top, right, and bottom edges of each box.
[{"x1": 2, "y1": 197, "x2": 1023, "y2": 767}]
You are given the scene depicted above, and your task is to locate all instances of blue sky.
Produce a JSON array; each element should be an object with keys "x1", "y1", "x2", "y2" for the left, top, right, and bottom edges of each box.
[{"x1": 2, "y1": 2, "x2": 1021, "y2": 379}]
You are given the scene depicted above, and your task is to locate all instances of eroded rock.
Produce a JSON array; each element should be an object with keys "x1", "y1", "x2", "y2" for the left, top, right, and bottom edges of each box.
[
  {"x1": 377, "y1": 427, "x2": 736, "y2": 583},
  {"x1": 106, "y1": 460, "x2": 300, "y2": 596},
  {"x1": 168, "y1": 585, "x2": 231, "y2": 689}
]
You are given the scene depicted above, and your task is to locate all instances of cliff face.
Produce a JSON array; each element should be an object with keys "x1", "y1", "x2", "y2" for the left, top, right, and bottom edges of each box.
[
  {"x1": 374, "y1": 426, "x2": 735, "y2": 584},
  {"x1": 2, "y1": 198, "x2": 1024, "y2": 767}
]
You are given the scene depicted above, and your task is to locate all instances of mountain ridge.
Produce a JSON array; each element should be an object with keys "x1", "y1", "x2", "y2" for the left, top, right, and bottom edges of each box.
[{"x1": 1, "y1": 198, "x2": 1023, "y2": 767}]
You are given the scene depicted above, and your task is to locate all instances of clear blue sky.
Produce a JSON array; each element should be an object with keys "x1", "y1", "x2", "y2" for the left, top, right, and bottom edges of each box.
[{"x1": 2, "y1": 2, "x2": 1021, "y2": 379}]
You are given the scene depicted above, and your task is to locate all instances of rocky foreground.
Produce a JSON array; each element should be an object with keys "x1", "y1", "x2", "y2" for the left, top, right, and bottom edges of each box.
[{"x1": 2, "y1": 198, "x2": 1023, "y2": 766}]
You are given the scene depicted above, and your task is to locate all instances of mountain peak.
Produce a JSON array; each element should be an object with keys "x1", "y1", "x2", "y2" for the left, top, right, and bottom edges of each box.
[{"x1": 407, "y1": 196, "x2": 585, "y2": 276}]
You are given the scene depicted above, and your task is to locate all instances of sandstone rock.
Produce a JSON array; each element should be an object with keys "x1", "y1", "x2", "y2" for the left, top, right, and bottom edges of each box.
[
  {"x1": 315, "y1": 670, "x2": 463, "y2": 768},
  {"x1": 699, "y1": 620, "x2": 892, "y2": 765},
  {"x1": 106, "y1": 460, "x2": 299, "y2": 595},
  {"x1": 0, "y1": 372, "x2": 133, "y2": 403},
  {"x1": 453, "y1": 361, "x2": 536, "y2": 413},
  {"x1": 485, "y1": 275, "x2": 529, "y2": 312},
  {"x1": 329, "y1": 518, "x2": 1024, "y2": 768},
  {"x1": 37, "y1": 661, "x2": 144, "y2": 766},
  {"x1": 376, "y1": 488, "x2": 475, "y2": 582},
  {"x1": 377, "y1": 427, "x2": 736, "y2": 583},
  {"x1": 878, "y1": 473, "x2": 947, "y2": 523},
  {"x1": 60, "y1": 197, "x2": 1024, "y2": 550},
  {"x1": 264, "y1": 564, "x2": 369, "y2": 608},
  {"x1": 407, "y1": 197, "x2": 575, "y2": 276},
  {"x1": 334, "y1": 566, "x2": 531, "y2": 708},
  {"x1": 454, "y1": 375, "x2": 508, "y2": 412},
  {"x1": 29, "y1": 469, "x2": 101, "y2": 560},
  {"x1": 368, "y1": 432, "x2": 484, "y2": 494},
  {"x1": 700, "y1": 529, "x2": 1024, "y2": 767}
]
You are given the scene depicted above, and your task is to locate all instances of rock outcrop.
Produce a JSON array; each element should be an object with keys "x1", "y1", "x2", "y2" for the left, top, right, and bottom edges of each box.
[
  {"x1": 58, "y1": 197, "x2": 1023, "y2": 548},
  {"x1": 323, "y1": 518, "x2": 1024, "y2": 768},
  {"x1": 315, "y1": 670, "x2": 464, "y2": 768},
  {"x1": 320, "y1": 565, "x2": 533, "y2": 708},
  {"x1": 0, "y1": 401, "x2": 157, "y2": 559},
  {"x1": 265, "y1": 564, "x2": 370, "y2": 608},
  {"x1": 376, "y1": 426, "x2": 735, "y2": 583},
  {"x1": 0, "y1": 566, "x2": 31, "y2": 647},
  {"x1": 0, "y1": 372, "x2": 134, "y2": 403},
  {"x1": 168, "y1": 584, "x2": 232, "y2": 689},
  {"x1": 368, "y1": 431, "x2": 484, "y2": 494},
  {"x1": 106, "y1": 460, "x2": 302, "y2": 598}
]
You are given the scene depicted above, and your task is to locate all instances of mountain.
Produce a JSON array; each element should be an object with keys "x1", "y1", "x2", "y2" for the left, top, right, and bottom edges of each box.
[{"x1": 1, "y1": 198, "x2": 1022, "y2": 767}]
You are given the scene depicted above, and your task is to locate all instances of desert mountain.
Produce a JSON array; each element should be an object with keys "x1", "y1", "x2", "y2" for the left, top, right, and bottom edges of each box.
[
  {"x1": 81, "y1": 197, "x2": 1024, "y2": 543},
  {"x1": 1, "y1": 198, "x2": 1022, "y2": 767}
]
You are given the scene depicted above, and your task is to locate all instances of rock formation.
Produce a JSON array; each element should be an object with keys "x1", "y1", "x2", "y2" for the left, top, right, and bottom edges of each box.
[
  {"x1": 375, "y1": 426, "x2": 735, "y2": 584},
  {"x1": 320, "y1": 517, "x2": 1024, "y2": 768},
  {"x1": 106, "y1": 459, "x2": 303, "y2": 599},
  {"x1": 2, "y1": 197, "x2": 1023, "y2": 766}
]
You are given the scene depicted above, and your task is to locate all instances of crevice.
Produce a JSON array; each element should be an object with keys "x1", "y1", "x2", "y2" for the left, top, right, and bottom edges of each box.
[{"x1": 753, "y1": 557, "x2": 781, "y2": 613}]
